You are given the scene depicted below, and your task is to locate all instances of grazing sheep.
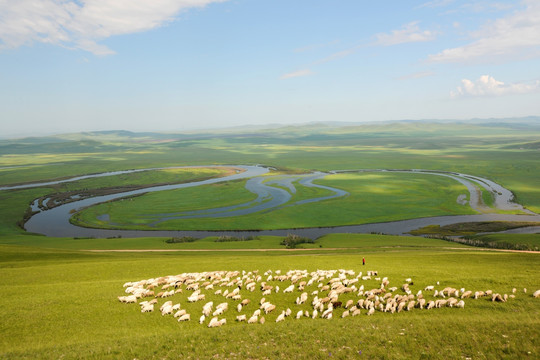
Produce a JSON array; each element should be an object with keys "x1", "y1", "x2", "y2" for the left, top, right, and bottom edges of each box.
[
  {"x1": 283, "y1": 285, "x2": 294, "y2": 293},
  {"x1": 533, "y1": 290, "x2": 540, "y2": 298},
  {"x1": 456, "y1": 300, "x2": 465, "y2": 308},
  {"x1": 141, "y1": 304, "x2": 154, "y2": 313},
  {"x1": 296, "y1": 310, "x2": 304, "y2": 319},
  {"x1": 213, "y1": 308, "x2": 225, "y2": 316},
  {"x1": 367, "y1": 307, "x2": 375, "y2": 316},
  {"x1": 236, "y1": 315, "x2": 247, "y2": 322},
  {"x1": 161, "y1": 305, "x2": 173, "y2": 316},
  {"x1": 173, "y1": 309, "x2": 187, "y2": 318},
  {"x1": 178, "y1": 314, "x2": 191, "y2": 322},
  {"x1": 276, "y1": 311, "x2": 286, "y2": 323},
  {"x1": 208, "y1": 317, "x2": 226, "y2": 328},
  {"x1": 247, "y1": 315, "x2": 258, "y2": 324},
  {"x1": 474, "y1": 291, "x2": 485, "y2": 299},
  {"x1": 259, "y1": 316, "x2": 265, "y2": 324},
  {"x1": 199, "y1": 315, "x2": 205, "y2": 324},
  {"x1": 160, "y1": 301, "x2": 172, "y2": 311}
]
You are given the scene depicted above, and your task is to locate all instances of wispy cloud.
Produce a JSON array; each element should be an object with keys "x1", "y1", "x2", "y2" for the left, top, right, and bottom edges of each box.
[
  {"x1": 397, "y1": 71, "x2": 435, "y2": 81},
  {"x1": 451, "y1": 75, "x2": 540, "y2": 97},
  {"x1": 280, "y1": 43, "x2": 364, "y2": 79},
  {"x1": 374, "y1": 21, "x2": 437, "y2": 46},
  {"x1": 280, "y1": 69, "x2": 313, "y2": 80},
  {"x1": 312, "y1": 46, "x2": 363, "y2": 65},
  {"x1": 0, "y1": 0, "x2": 228, "y2": 55},
  {"x1": 429, "y1": 0, "x2": 540, "y2": 63}
]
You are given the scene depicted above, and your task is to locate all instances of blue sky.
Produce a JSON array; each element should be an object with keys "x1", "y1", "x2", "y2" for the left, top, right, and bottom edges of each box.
[{"x1": 0, "y1": 0, "x2": 539, "y2": 137}]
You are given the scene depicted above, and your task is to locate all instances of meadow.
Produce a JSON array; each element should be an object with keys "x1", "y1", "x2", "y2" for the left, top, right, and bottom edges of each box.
[
  {"x1": 0, "y1": 120, "x2": 539, "y2": 359},
  {"x1": 72, "y1": 172, "x2": 476, "y2": 231},
  {"x1": 1, "y1": 237, "x2": 539, "y2": 359}
]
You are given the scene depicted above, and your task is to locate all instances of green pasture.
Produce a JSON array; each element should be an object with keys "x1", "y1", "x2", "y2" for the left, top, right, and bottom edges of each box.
[
  {"x1": 1, "y1": 122, "x2": 540, "y2": 359},
  {"x1": 1, "y1": 122, "x2": 540, "y2": 216},
  {"x1": 0, "y1": 239, "x2": 538, "y2": 359},
  {"x1": 72, "y1": 172, "x2": 477, "y2": 231},
  {"x1": 0, "y1": 233, "x2": 470, "y2": 251},
  {"x1": 469, "y1": 233, "x2": 540, "y2": 250}
]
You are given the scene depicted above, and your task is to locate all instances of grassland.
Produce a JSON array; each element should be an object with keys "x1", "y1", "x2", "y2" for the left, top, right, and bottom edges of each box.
[
  {"x1": 72, "y1": 172, "x2": 476, "y2": 231},
  {"x1": 0, "y1": 121, "x2": 539, "y2": 359},
  {"x1": 1, "y1": 237, "x2": 538, "y2": 359}
]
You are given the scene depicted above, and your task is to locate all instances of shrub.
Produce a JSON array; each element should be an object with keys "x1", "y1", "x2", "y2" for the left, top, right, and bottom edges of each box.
[
  {"x1": 280, "y1": 234, "x2": 314, "y2": 249},
  {"x1": 165, "y1": 236, "x2": 197, "y2": 243},
  {"x1": 214, "y1": 236, "x2": 256, "y2": 242}
]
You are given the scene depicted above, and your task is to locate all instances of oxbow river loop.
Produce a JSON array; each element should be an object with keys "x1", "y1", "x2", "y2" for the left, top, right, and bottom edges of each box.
[{"x1": 8, "y1": 165, "x2": 538, "y2": 239}]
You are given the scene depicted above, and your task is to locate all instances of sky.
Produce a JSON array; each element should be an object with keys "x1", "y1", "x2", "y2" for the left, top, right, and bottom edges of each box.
[{"x1": 0, "y1": 0, "x2": 539, "y2": 138}]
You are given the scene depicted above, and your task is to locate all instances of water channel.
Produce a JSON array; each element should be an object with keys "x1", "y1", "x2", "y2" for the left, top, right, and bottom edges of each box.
[{"x1": 10, "y1": 165, "x2": 539, "y2": 239}]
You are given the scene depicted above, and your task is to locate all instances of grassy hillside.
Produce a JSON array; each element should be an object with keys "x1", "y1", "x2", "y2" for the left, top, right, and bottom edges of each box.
[{"x1": 0, "y1": 239, "x2": 538, "y2": 359}]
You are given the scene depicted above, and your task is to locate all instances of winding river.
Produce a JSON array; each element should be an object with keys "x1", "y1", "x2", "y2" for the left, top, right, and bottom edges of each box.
[{"x1": 10, "y1": 165, "x2": 540, "y2": 238}]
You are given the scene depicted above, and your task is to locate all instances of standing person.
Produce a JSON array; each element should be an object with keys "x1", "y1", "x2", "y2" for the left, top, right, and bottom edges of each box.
[{"x1": 362, "y1": 257, "x2": 365, "y2": 266}]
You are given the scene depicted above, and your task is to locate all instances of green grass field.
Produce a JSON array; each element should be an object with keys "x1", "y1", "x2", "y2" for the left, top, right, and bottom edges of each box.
[
  {"x1": 1, "y1": 121, "x2": 539, "y2": 359},
  {"x1": 72, "y1": 172, "x2": 477, "y2": 231},
  {"x1": 0, "y1": 238, "x2": 538, "y2": 359}
]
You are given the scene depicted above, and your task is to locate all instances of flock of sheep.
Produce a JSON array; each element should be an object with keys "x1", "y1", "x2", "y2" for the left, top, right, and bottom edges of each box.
[{"x1": 118, "y1": 269, "x2": 540, "y2": 327}]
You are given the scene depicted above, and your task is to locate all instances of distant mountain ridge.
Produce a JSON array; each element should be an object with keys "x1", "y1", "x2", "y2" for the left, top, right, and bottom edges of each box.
[{"x1": 1, "y1": 116, "x2": 539, "y2": 144}]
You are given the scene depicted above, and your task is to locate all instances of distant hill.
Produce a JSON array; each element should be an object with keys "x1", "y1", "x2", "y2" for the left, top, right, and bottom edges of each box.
[{"x1": 0, "y1": 116, "x2": 539, "y2": 154}]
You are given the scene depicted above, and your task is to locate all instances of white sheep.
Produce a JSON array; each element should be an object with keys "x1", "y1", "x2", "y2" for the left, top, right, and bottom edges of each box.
[
  {"x1": 366, "y1": 307, "x2": 375, "y2": 316},
  {"x1": 178, "y1": 313, "x2": 191, "y2": 322},
  {"x1": 276, "y1": 311, "x2": 286, "y2": 323},
  {"x1": 141, "y1": 304, "x2": 154, "y2": 313}
]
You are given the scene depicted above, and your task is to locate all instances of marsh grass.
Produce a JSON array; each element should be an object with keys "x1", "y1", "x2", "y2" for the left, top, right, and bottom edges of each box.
[{"x1": 73, "y1": 172, "x2": 478, "y2": 231}]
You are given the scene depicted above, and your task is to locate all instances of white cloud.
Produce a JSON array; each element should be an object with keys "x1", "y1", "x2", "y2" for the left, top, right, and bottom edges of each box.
[
  {"x1": 374, "y1": 21, "x2": 436, "y2": 46},
  {"x1": 0, "y1": 0, "x2": 228, "y2": 55},
  {"x1": 430, "y1": 0, "x2": 540, "y2": 63},
  {"x1": 451, "y1": 75, "x2": 540, "y2": 97},
  {"x1": 280, "y1": 69, "x2": 313, "y2": 80}
]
